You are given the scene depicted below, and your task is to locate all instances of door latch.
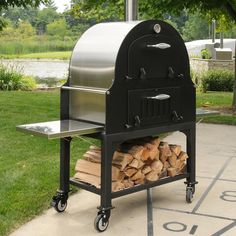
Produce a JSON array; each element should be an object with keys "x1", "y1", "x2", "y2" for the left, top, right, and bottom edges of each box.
[{"x1": 172, "y1": 111, "x2": 183, "y2": 122}]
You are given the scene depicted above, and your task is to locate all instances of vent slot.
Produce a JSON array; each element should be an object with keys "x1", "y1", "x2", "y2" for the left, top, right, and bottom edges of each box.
[{"x1": 141, "y1": 98, "x2": 171, "y2": 119}]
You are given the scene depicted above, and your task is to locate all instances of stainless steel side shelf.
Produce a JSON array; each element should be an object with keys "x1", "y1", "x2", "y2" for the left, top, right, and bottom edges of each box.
[{"x1": 16, "y1": 120, "x2": 104, "y2": 139}]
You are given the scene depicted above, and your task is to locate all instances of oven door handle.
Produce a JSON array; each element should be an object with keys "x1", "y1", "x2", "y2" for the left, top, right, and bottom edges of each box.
[
  {"x1": 147, "y1": 43, "x2": 171, "y2": 49},
  {"x1": 147, "y1": 94, "x2": 170, "y2": 100}
]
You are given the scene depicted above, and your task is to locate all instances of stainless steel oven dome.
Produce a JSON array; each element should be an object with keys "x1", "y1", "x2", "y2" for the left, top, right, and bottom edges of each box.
[{"x1": 69, "y1": 22, "x2": 139, "y2": 89}]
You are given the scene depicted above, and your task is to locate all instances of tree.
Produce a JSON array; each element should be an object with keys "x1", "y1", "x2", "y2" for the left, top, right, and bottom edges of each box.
[
  {"x1": 1, "y1": 7, "x2": 39, "y2": 27},
  {"x1": 71, "y1": 1, "x2": 236, "y2": 23},
  {"x1": 0, "y1": 0, "x2": 48, "y2": 9},
  {"x1": 46, "y1": 19, "x2": 67, "y2": 39},
  {"x1": 17, "y1": 20, "x2": 36, "y2": 38},
  {"x1": 44, "y1": 0, "x2": 57, "y2": 10},
  {"x1": 182, "y1": 11, "x2": 209, "y2": 41},
  {"x1": 0, "y1": 0, "x2": 48, "y2": 30},
  {"x1": 34, "y1": 7, "x2": 60, "y2": 34}
]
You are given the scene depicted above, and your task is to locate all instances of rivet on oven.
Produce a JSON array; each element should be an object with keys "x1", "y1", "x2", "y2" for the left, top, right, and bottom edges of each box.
[
  {"x1": 106, "y1": 91, "x2": 110, "y2": 95},
  {"x1": 153, "y1": 24, "x2": 161, "y2": 33}
]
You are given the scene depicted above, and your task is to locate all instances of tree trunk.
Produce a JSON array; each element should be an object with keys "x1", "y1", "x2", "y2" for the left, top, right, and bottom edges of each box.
[{"x1": 233, "y1": 39, "x2": 236, "y2": 108}]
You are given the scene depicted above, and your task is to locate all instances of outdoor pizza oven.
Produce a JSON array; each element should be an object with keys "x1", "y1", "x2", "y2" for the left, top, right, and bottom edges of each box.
[
  {"x1": 17, "y1": 0, "x2": 197, "y2": 232},
  {"x1": 63, "y1": 19, "x2": 195, "y2": 134}
]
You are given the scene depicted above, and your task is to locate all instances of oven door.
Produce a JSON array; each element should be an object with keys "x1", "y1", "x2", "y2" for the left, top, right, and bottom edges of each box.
[
  {"x1": 127, "y1": 34, "x2": 181, "y2": 80},
  {"x1": 128, "y1": 87, "x2": 182, "y2": 127}
]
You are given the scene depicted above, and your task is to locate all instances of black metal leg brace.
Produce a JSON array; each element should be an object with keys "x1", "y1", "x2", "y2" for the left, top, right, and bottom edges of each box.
[
  {"x1": 59, "y1": 137, "x2": 72, "y2": 196},
  {"x1": 98, "y1": 134, "x2": 114, "y2": 214},
  {"x1": 184, "y1": 125, "x2": 198, "y2": 187}
]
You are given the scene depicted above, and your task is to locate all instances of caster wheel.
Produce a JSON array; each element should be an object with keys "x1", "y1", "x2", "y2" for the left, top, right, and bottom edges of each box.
[
  {"x1": 51, "y1": 197, "x2": 67, "y2": 213},
  {"x1": 186, "y1": 188, "x2": 193, "y2": 203},
  {"x1": 94, "y1": 213, "x2": 109, "y2": 232},
  {"x1": 190, "y1": 185, "x2": 195, "y2": 194}
]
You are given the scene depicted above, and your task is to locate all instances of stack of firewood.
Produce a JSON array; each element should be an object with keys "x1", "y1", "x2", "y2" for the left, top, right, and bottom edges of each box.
[{"x1": 74, "y1": 137, "x2": 188, "y2": 192}]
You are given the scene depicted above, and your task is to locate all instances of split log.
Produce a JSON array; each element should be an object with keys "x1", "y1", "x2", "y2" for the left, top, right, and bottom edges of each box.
[
  {"x1": 175, "y1": 159, "x2": 182, "y2": 171},
  {"x1": 178, "y1": 163, "x2": 187, "y2": 174},
  {"x1": 137, "y1": 159, "x2": 145, "y2": 169},
  {"x1": 122, "y1": 179, "x2": 134, "y2": 188},
  {"x1": 134, "y1": 178, "x2": 145, "y2": 185},
  {"x1": 128, "y1": 158, "x2": 144, "y2": 169},
  {"x1": 168, "y1": 152, "x2": 177, "y2": 168},
  {"x1": 74, "y1": 172, "x2": 100, "y2": 188},
  {"x1": 146, "y1": 170, "x2": 159, "y2": 182},
  {"x1": 144, "y1": 143, "x2": 159, "y2": 160},
  {"x1": 141, "y1": 148, "x2": 150, "y2": 161},
  {"x1": 75, "y1": 159, "x2": 120, "y2": 181},
  {"x1": 113, "y1": 151, "x2": 133, "y2": 171},
  {"x1": 163, "y1": 161, "x2": 171, "y2": 170},
  {"x1": 142, "y1": 165, "x2": 152, "y2": 175},
  {"x1": 151, "y1": 160, "x2": 163, "y2": 174},
  {"x1": 169, "y1": 145, "x2": 182, "y2": 156},
  {"x1": 129, "y1": 159, "x2": 139, "y2": 169},
  {"x1": 179, "y1": 151, "x2": 189, "y2": 161},
  {"x1": 150, "y1": 137, "x2": 161, "y2": 147},
  {"x1": 124, "y1": 167, "x2": 137, "y2": 177},
  {"x1": 83, "y1": 151, "x2": 101, "y2": 163},
  {"x1": 167, "y1": 167, "x2": 177, "y2": 177},
  {"x1": 127, "y1": 145, "x2": 144, "y2": 160},
  {"x1": 130, "y1": 170, "x2": 144, "y2": 181},
  {"x1": 112, "y1": 181, "x2": 125, "y2": 192},
  {"x1": 159, "y1": 142, "x2": 172, "y2": 163},
  {"x1": 159, "y1": 170, "x2": 168, "y2": 179},
  {"x1": 89, "y1": 145, "x2": 101, "y2": 152}
]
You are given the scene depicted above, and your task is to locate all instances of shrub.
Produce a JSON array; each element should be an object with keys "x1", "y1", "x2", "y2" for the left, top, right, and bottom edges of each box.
[
  {"x1": 201, "y1": 48, "x2": 212, "y2": 59},
  {"x1": 200, "y1": 70, "x2": 234, "y2": 93},
  {"x1": 0, "y1": 64, "x2": 36, "y2": 91}
]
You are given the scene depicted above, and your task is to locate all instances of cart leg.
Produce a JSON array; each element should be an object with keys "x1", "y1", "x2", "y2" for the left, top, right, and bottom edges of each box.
[
  {"x1": 184, "y1": 125, "x2": 198, "y2": 203},
  {"x1": 51, "y1": 137, "x2": 71, "y2": 212},
  {"x1": 95, "y1": 134, "x2": 113, "y2": 232}
]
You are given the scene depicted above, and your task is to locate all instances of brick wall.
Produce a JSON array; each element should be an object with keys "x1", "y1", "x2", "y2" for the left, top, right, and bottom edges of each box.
[{"x1": 190, "y1": 58, "x2": 235, "y2": 75}]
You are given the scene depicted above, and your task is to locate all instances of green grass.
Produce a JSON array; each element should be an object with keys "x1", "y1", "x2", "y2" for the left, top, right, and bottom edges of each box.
[
  {"x1": 0, "y1": 40, "x2": 75, "y2": 55},
  {"x1": 199, "y1": 115, "x2": 236, "y2": 125},
  {"x1": 196, "y1": 91, "x2": 236, "y2": 125},
  {"x1": 0, "y1": 91, "x2": 98, "y2": 236},
  {"x1": 0, "y1": 51, "x2": 72, "y2": 60},
  {"x1": 196, "y1": 91, "x2": 233, "y2": 108}
]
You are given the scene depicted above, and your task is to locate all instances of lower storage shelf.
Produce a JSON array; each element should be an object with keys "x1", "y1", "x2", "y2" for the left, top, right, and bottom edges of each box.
[{"x1": 69, "y1": 173, "x2": 188, "y2": 199}]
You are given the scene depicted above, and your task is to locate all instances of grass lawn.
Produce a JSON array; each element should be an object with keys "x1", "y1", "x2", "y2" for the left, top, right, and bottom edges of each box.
[
  {"x1": 0, "y1": 51, "x2": 72, "y2": 60},
  {"x1": 0, "y1": 90, "x2": 98, "y2": 236},
  {"x1": 0, "y1": 90, "x2": 235, "y2": 236},
  {"x1": 196, "y1": 91, "x2": 236, "y2": 125}
]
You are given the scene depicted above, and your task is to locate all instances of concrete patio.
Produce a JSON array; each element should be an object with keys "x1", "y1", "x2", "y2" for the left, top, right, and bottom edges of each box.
[{"x1": 10, "y1": 123, "x2": 236, "y2": 236}]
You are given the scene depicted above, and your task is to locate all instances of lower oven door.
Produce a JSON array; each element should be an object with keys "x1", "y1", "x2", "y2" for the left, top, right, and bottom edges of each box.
[{"x1": 128, "y1": 87, "x2": 182, "y2": 127}]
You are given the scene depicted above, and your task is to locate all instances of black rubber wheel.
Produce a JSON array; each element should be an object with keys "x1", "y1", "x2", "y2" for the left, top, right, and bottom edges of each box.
[
  {"x1": 186, "y1": 188, "x2": 193, "y2": 203},
  {"x1": 94, "y1": 214, "x2": 109, "y2": 232},
  {"x1": 51, "y1": 198, "x2": 67, "y2": 213},
  {"x1": 192, "y1": 185, "x2": 195, "y2": 194}
]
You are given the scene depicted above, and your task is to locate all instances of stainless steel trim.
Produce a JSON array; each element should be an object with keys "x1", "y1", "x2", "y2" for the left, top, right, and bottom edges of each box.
[
  {"x1": 148, "y1": 94, "x2": 170, "y2": 100},
  {"x1": 16, "y1": 120, "x2": 104, "y2": 140},
  {"x1": 147, "y1": 43, "x2": 171, "y2": 49},
  {"x1": 62, "y1": 86, "x2": 107, "y2": 95},
  {"x1": 125, "y1": 0, "x2": 138, "y2": 21}
]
